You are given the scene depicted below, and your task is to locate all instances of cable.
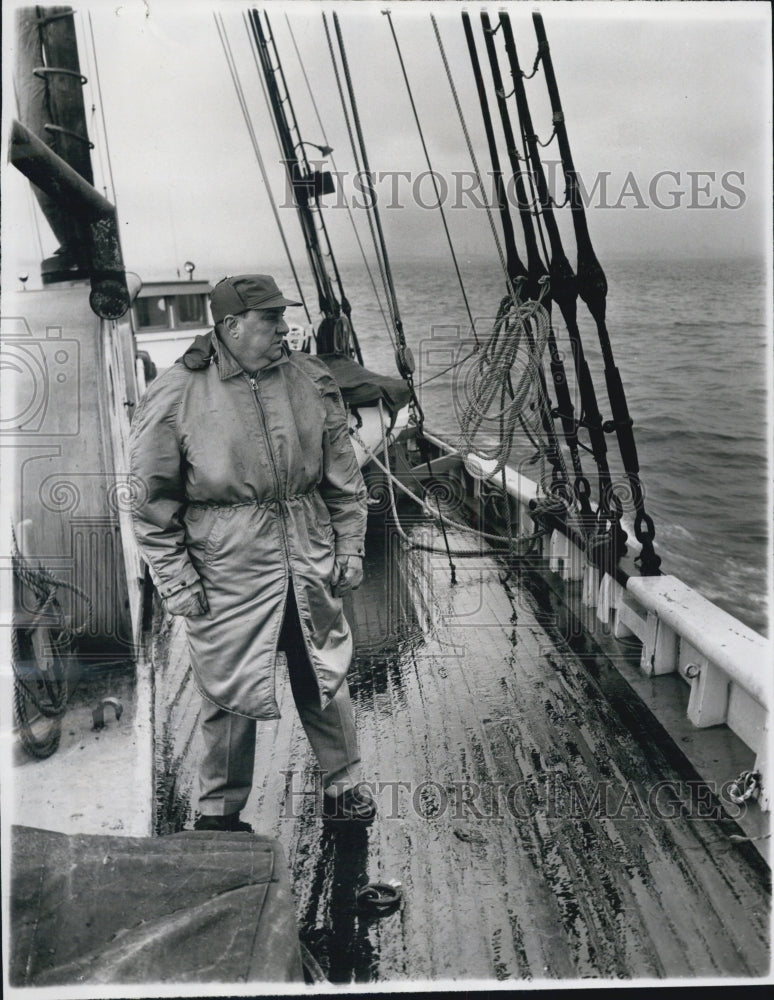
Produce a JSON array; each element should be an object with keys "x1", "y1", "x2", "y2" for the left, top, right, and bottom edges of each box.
[
  {"x1": 215, "y1": 12, "x2": 311, "y2": 323},
  {"x1": 386, "y1": 12, "x2": 479, "y2": 345},
  {"x1": 286, "y1": 12, "x2": 394, "y2": 344},
  {"x1": 87, "y1": 12, "x2": 117, "y2": 207},
  {"x1": 322, "y1": 13, "x2": 398, "y2": 348}
]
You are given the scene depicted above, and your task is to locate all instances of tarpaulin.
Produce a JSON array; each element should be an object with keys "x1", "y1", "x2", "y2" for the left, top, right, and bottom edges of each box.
[
  {"x1": 317, "y1": 354, "x2": 412, "y2": 414},
  {"x1": 10, "y1": 825, "x2": 303, "y2": 986}
]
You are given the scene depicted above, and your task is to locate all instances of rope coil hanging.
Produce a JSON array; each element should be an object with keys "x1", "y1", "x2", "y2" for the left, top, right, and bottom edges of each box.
[
  {"x1": 11, "y1": 528, "x2": 93, "y2": 759},
  {"x1": 456, "y1": 291, "x2": 553, "y2": 479}
]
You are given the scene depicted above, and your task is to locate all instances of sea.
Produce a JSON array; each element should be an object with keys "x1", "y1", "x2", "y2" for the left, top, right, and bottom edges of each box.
[{"x1": 270, "y1": 255, "x2": 770, "y2": 637}]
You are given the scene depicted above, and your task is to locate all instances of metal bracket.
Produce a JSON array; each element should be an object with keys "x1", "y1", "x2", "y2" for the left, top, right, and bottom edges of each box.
[{"x1": 92, "y1": 697, "x2": 123, "y2": 730}]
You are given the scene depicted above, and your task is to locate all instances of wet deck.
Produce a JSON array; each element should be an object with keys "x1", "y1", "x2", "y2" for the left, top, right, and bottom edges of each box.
[{"x1": 236, "y1": 521, "x2": 770, "y2": 983}]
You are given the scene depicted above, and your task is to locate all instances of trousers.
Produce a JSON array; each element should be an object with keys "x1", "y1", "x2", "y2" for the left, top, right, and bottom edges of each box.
[{"x1": 197, "y1": 585, "x2": 360, "y2": 816}]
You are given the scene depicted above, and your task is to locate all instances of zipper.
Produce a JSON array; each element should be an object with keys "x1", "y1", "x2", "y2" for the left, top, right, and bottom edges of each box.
[{"x1": 247, "y1": 374, "x2": 292, "y2": 572}]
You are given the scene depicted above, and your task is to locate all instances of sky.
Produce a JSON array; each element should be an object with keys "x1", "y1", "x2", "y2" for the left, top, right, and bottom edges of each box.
[{"x1": 2, "y1": 0, "x2": 771, "y2": 288}]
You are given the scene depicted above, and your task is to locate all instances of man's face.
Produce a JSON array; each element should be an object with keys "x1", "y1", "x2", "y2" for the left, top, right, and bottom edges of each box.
[{"x1": 231, "y1": 307, "x2": 289, "y2": 370}]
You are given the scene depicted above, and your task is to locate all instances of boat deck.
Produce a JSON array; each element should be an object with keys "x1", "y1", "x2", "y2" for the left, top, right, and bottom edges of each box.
[{"x1": 237, "y1": 521, "x2": 770, "y2": 983}]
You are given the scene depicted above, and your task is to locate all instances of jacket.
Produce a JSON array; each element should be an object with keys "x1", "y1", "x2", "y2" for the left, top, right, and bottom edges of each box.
[{"x1": 129, "y1": 332, "x2": 368, "y2": 719}]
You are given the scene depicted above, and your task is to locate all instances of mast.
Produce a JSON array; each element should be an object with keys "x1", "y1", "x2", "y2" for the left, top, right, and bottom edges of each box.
[
  {"x1": 15, "y1": 5, "x2": 93, "y2": 282},
  {"x1": 248, "y1": 9, "x2": 360, "y2": 359},
  {"x1": 12, "y1": 5, "x2": 128, "y2": 317}
]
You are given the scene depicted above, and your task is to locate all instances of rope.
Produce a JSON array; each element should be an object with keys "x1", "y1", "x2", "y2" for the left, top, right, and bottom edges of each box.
[
  {"x1": 328, "y1": 12, "x2": 459, "y2": 580},
  {"x1": 87, "y1": 12, "x2": 117, "y2": 206},
  {"x1": 76, "y1": 13, "x2": 109, "y2": 198},
  {"x1": 522, "y1": 41, "x2": 546, "y2": 80},
  {"x1": 322, "y1": 13, "x2": 398, "y2": 346},
  {"x1": 286, "y1": 13, "x2": 394, "y2": 345},
  {"x1": 332, "y1": 12, "x2": 404, "y2": 341},
  {"x1": 414, "y1": 347, "x2": 480, "y2": 389},
  {"x1": 352, "y1": 403, "x2": 546, "y2": 558},
  {"x1": 254, "y1": 11, "x2": 341, "y2": 323},
  {"x1": 11, "y1": 528, "x2": 92, "y2": 759},
  {"x1": 432, "y1": 14, "x2": 514, "y2": 303},
  {"x1": 728, "y1": 770, "x2": 761, "y2": 805},
  {"x1": 388, "y1": 12, "x2": 479, "y2": 344},
  {"x1": 226, "y1": 12, "x2": 311, "y2": 324},
  {"x1": 456, "y1": 291, "x2": 552, "y2": 477}
]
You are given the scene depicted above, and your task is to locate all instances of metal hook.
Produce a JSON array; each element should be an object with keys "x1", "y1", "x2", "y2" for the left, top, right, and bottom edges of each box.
[{"x1": 92, "y1": 697, "x2": 123, "y2": 730}]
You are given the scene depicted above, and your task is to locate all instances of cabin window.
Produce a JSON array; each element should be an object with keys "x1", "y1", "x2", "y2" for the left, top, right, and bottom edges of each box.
[
  {"x1": 135, "y1": 296, "x2": 168, "y2": 329},
  {"x1": 174, "y1": 294, "x2": 206, "y2": 326}
]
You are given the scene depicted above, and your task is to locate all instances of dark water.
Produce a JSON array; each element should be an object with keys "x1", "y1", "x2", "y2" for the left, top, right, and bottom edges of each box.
[{"x1": 273, "y1": 255, "x2": 769, "y2": 635}]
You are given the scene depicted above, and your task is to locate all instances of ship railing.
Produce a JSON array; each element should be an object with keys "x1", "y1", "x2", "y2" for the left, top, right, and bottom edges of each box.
[{"x1": 420, "y1": 430, "x2": 770, "y2": 812}]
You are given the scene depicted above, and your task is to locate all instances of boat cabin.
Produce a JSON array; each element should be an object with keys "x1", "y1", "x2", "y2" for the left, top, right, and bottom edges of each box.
[{"x1": 132, "y1": 280, "x2": 212, "y2": 370}]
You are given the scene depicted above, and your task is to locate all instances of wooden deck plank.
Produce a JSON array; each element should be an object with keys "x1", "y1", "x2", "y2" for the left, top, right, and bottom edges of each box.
[{"x1": 230, "y1": 523, "x2": 769, "y2": 982}]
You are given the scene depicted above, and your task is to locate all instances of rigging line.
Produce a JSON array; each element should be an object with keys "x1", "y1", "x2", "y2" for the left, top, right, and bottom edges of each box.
[
  {"x1": 76, "y1": 13, "x2": 108, "y2": 198},
  {"x1": 500, "y1": 12, "x2": 610, "y2": 531},
  {"x1": 514, "y1": 115, "x2": 552, "y2": 270},
  {"x1": 479, "y1": 13, "x2": 545, "y2": 289},
  {"x1": 284, "y1": 12, "x2": 331, "y2": 147},
  {"x1": 531, "y1": 11, "x2": 659, "y2": 573},
  {"x1": 385, "y1": 12, "x2": 479, "y2": 346},
  {"x1": 333, "y1": 12, "x2": 404, "y2": 339},
  {"x1": 241, "y1": 13, "x2": 312, "y2": 321},
  {"x1": 250, "y1": 10, "x2": 336, "y2": 320},
  {"x1": 321, "y1": 13, "x2": 398, "y2": 345},
  {"x1": 218, "y1": 12, "x2": 311, "y2": 323},
  {"x1": 414, "y1": 347, "x2": 479, "y2": 389},
  {"x1": 476, "y1": 13, "x2": 575, "y2": 502},
  {"x1": 514, "y1": 109, "x2": 584, "y2": 519},
  {"x1": 9, "y1": 83, "x2": 45, "y2": 262},
  {"x1": 333, "y1": 10, "x2": 460, "y2": 580},
  {"x1": 458, "y1": 13, "x2": 526, "y2": 298},
  {"x1": 285, "y1": 13, "x2": 394, "y2": 344},
  {"x1": 278, "y1": 14, "x2": 354, "y2": 310},
  {"x1": 26, "y1": 186, "x2": 46, "y2": 262},
  {"x1": 260, "y1": 11, "x2": 344, "y2": 322},
  {"x1": 87, "y1": 12, "x2": 116, "y2": 207}
]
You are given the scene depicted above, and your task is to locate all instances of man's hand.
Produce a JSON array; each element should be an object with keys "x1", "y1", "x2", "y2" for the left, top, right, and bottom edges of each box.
[
  {"x1": 331, "y1": 555, "x2": 364, "y2": 596},
  {"x1": 163, "y1": 581, "x2": 209, "y2": 617}
]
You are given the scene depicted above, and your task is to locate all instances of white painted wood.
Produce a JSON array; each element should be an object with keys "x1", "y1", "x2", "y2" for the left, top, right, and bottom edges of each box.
[
  {"x1": 596, "y1": 572, "x2": 617, "y2": 626},
  {"x1": 754, "y1": 723, "x2": 769, "y2": 811},
  {"x1": 687, "y1": 654, "x2": 730, "y2": 728},
  {"x1": 549, "y1": 530, "x2": 567, "y2": 575},
  {"x1": 616, "y1": 597, "x2": 646, "y2": 642},
  {"x1": 421, "y1": 445, "x2": 770, "y2": 784},
  {"x1": 641, "y1": 611, "x2": 679, "y2": 677},
  {"x1": 627, "y1": 575, "x2": 770, "y2": 708},
  {"x1": 727, "y1": 685, "x2": 767, "y2": 758},
  {"x1": 349, "y1": 404, "x2": 410, "y2": 468},
  {"x1": 462, "y1": 454, "x2": 540, "y2": 505}
]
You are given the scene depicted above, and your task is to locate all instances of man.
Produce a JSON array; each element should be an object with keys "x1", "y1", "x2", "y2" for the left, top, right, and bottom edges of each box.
[{"x1": 129, "y1": 274, "x2": 375, "y2": 831}]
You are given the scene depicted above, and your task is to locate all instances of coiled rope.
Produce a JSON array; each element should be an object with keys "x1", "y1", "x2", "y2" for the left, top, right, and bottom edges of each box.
[
  {"x1": 11, "y1": 529, "x2": 93, "y2": 758},
  {"x1": 456, "y1": 288, "x2": 556, "y2": 479}
]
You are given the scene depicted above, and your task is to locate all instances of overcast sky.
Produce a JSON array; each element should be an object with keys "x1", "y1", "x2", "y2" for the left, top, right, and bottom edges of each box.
[{"x1": 3, "y1": 0, "x2": 771, "y2": 287}]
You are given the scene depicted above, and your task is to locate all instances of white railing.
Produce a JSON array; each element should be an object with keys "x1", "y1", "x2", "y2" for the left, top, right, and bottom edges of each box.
[{"x1": 430, "y1": 445, "x2": 772, "y2": 811}]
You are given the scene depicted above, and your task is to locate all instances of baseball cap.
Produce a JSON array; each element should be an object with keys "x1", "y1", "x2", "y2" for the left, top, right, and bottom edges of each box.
[{"x1": 210, "y1": 274, "x2": 301, "y2": 324}]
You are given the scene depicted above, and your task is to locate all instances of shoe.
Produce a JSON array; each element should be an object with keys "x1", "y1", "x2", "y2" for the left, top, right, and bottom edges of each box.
[
  {"x1": 193, "y1": 813, "x2": 253, "y2": 832},
  {"x1": 322, "y1": 784, "x2": 376, "y2": 825}
]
